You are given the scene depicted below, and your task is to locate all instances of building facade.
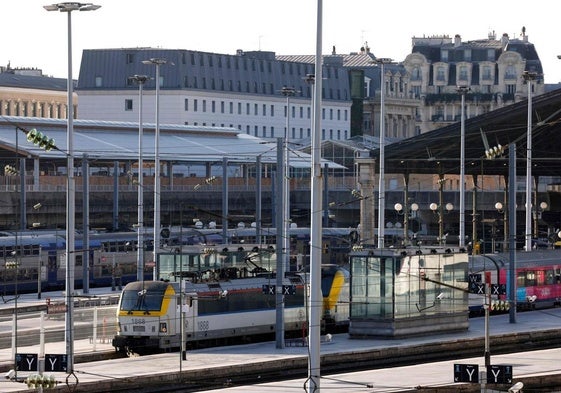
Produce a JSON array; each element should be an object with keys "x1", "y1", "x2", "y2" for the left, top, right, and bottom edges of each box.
[{"x1": 278, "y1": 45, "x2": 421, "y2": 141}]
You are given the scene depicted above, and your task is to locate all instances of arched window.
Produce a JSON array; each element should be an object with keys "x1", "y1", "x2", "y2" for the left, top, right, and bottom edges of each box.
[{"x1": 505, "y1": 65, "x2": 516, "y2": 80}]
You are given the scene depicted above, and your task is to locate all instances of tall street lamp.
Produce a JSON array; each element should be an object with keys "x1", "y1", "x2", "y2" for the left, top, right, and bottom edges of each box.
[
  {"x1": 129, "y1": 75, "x2": 149, "y2": 281},
  {"x1": 375, "y1": 58, "x2": 393, "y2": 249},
  {"x1": 280, "y1": 86, "x2": 295, "y2": 274},
  {"x1": 457, "y1": 85, "x2": 469, "y2": 248},
  {"x1": 522, "y1": 71, "x2": 537, "y2": 252},
  {"x1": 142, "y1": 58, "x2": 167, "y2": 278},
  {"x1": 307, "y1": 0, "x2": 323, "y2": 389},
  {"x1": 44, "y1": 1, "x2": 101, "y2": 376}
]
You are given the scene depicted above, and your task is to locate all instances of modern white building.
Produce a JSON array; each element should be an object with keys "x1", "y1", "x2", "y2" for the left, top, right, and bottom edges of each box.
[{"x1": 76, "y1": 48, "x2": 352, "y2": 142}]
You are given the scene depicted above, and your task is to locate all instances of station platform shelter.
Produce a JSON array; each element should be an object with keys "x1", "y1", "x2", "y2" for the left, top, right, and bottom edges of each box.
[{"x1": 348, "y1": 247, "x2": 469, "y2": 337}]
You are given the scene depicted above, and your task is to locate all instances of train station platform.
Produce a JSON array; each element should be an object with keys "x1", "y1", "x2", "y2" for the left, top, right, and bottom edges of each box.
[{"x1": 0, "y1": 301, "x2": 560, "y2": 392}]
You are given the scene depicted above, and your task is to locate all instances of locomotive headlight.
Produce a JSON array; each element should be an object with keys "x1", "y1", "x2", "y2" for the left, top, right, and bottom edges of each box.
[{"x1": 159, "y1": 322, "x2": 168, "y2": 333}]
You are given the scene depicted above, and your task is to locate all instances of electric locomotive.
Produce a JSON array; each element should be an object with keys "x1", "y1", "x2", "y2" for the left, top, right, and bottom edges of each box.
[{"x1": 112, "y1": 244, "x2": 349, "y2": 353}]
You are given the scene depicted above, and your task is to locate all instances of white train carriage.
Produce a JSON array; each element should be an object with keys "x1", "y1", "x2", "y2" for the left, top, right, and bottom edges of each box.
[{"x1": 113, "y1": 276, "x2": 308, "y2": 352}]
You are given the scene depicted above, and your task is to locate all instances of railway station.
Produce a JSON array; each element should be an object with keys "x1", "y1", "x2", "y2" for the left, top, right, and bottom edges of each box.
[{"x1": 1, "y1": 50, "x2": 561, "y2": 393}]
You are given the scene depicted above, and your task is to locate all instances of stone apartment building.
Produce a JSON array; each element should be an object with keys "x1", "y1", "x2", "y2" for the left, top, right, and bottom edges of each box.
[
  {"x1": 403, "y1": 28, "x2": 545, "y2": 134},
  {"x1": 0, "y1": 65, "x2": 72, "y2": 119}
]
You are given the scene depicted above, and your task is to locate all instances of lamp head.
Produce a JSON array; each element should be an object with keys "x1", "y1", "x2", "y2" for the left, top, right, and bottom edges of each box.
[
  {"x1": 142, "y1": 58, "x2": 168, "y2": 66},
  {"x1": 44, "y1": 3, "x2": 101, "y2": 12}
]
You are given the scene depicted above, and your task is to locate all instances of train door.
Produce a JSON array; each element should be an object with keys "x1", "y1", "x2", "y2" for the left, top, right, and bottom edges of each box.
[
  {"x1": 181, "y1": 291, "x2": 197, "y2": 341},
  {"x1": 47, "y1": 250, "x2": 58, "y2": 287}
]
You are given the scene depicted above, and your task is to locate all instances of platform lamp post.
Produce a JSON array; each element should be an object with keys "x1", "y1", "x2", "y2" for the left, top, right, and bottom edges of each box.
[
  {"x1": 142, "y1": 58, "x2": 167, "y2": 280},
  {"x1": 394, "y1": 202, "x2": 418, "y2": 245},
  {"x1": 4, "y1": 164, "x2": 21, "y2": 381},
  {"x1": 430, "y1": 202, "x2": 454, "y2": 245},
  {"x1": 32, "y1": 203, "x2": 44, "y2": 299},
  {"x1": 44, "y1": 1, "x2": 101, "y2": 376},
  {"x1": 534, "y1": 201, "x2": 548, "y2": 242},
  {"x1": 495, "y1": 201, "x2": 508, "y2": 252},
  {"x1": 522, "y1": 71, "x2": 537, "y2": 252},
  {"x1": 129, "y1": 75, "x2": 150, "y2": 282},
  {"x1": 457, "y1": 85, "x2": 469, "y2": 248},
  {"x1": 375, "y1": 58, "x2": 393, "y2": 249}
]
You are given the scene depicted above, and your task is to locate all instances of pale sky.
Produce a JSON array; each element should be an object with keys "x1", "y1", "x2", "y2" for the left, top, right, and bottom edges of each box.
[{"x1": 2, "y1": 1, "x2": 561, "y2": 84}]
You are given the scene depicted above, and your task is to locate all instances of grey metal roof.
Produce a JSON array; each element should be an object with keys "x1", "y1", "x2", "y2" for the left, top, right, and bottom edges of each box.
[
  {"x1": 0, "y1": 116, "x2": 343, "y2": 169},
  {"x1": 0, "y1": 72, "x2": 67, "y2": 91},
  {"x1": 276, "y1": 51, "x2": 380, "y2": 68}
]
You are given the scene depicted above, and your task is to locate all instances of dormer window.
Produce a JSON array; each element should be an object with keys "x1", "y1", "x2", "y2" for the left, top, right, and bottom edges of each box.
[
  {"x1": 458, "y1": 65, "x2": 468, "y2": 81},
  {"x1": 436, "y1": 66, "x2": 445, "y2": 82}
]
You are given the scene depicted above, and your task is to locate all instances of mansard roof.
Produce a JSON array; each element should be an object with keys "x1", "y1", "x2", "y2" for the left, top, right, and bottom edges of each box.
[
  {"x1": 411, "y1": 34, "x2": 542, "y2": 74},
  {"x1": 76, "y1": 48, "x2": 350, "y2": 101},
  {"x1": 277, "y1": 50, "x2": 406, "y2": 94}
]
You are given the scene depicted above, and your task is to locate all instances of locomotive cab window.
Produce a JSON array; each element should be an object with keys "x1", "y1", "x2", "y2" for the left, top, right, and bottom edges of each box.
[{"x1": 120, "y1": 282, "x2": 168, "y2": 312}]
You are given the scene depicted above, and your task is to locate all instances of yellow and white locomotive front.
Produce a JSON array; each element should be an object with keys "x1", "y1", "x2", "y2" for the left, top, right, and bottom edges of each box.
[{"x1": 113, "y1": 281, "x2": 179, "y2": 352}]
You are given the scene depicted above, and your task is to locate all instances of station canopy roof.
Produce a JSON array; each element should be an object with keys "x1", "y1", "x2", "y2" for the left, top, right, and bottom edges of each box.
[
  {"x1": 374, "y1": 88, "x2": 561, "y2": 178},
  {"x1": 0, "y1": 116, "x2": 343, "y2": 169}
]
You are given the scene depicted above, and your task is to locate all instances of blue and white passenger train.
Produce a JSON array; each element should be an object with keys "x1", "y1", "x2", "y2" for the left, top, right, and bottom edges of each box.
[{"x1": 0, "y1": 226, "x2": 357, "y2": 296}]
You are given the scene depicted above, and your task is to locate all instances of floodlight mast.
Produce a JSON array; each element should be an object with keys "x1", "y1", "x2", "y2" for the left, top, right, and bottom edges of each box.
[
  {"x1": 142, "y1": 58, "x2": 167, "y2": 279},
  {"x1": 43, "y1": 1, "x2": 101, "y2": 376}
]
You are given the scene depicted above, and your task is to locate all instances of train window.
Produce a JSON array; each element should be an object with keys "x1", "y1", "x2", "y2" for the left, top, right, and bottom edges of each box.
[
  {"x1": 516, "y1": 271, "x2": 525, "y2": 287},
  {"x1": 102, "y1": 242, "x2": 114, "y2": 252},
  {"x1": 5, "y1": 246, "x2": 14, "y2": 258},
  {"x1": 536, "y1": 270, "x2": 545, "y2": 285},
  {"x1": 525, "y1": 270, "x2": 536, "y2": 286},
  {"x1": 23, "y1": 245, "x2": 32, "y2": 256},
  {"x1": 546, "y1": 270, "x2": 555, "y2": 285}
]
